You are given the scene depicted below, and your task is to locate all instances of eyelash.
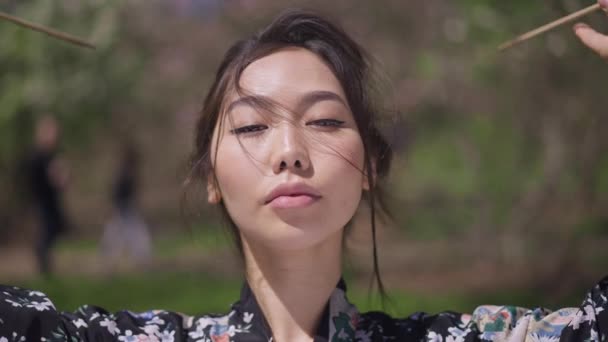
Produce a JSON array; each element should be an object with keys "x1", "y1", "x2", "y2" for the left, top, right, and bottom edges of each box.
[
  {"x1": 230, "y1": 119, "x2": 345, "y2": 135},
  {"x1": 230, "y1": 125, "x2": 267, "y2": 135},
  {"x1": 308, "y1": 119, "x2": 345, "y2": 127}
]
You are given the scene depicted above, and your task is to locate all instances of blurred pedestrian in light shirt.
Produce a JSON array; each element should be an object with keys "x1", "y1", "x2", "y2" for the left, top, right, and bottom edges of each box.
[{"x1": 100, "y1": 139, "x2": 152, "y2": 272}]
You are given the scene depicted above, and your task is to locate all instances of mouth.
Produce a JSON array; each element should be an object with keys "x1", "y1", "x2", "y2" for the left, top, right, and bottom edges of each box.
[
  {"x1": 266, "y1": 194, "x2": 321, "y2": 209},
  {"x1": 264, "y1": 182, "x2": 322, "y2": 209}
]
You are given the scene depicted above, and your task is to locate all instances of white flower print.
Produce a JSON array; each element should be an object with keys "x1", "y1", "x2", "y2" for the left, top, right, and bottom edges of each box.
[
  {"x1": 100, "y1": 317, "x2": 120, "y2": 336},
  {"x1": 568, "y1": 310, "x2": 584, "y2": 330},
  {"x1": 583, "y1": 305, "x2": 596, "y2": 324},
  {"x1": 25, "y1": 300, "x2": 54, "y2": 312},
  {"x1": 188, "y1": 324, "x2": 206, "y2": 340},
  {"x1": 0, "y1": 337, "x2": 7, "y2": 342},
  {"x1": 243, "y1": 312, "x2": 253, "y2": 324},
  {"x1": 11, "y1": 332, "x2": 25, "y2": 342},
  {"x1": 90, "y1": 312, "x2": 101, "y2": 321},
  {"x1": 529, "y1": 333, "x2": 560, "y2": 342},
  {"x1": 226, "y1": 324, "x2": 236, "y2": 337},
  {"x1": 118, "y1": 330, "x2": 137, "y2": 342},
  {"x1": 27, "y1": 291, "x2": 46, "y2": 297},
  {"x1": 72, "y1": 318, "x2": 88, "y2": 329},
  {"x1": 428, "y1": 331, "x2": 443, "y2": 342},
  {"x1": 156, "y1": 329, "x2": 175, "y2": 342},
  {"x1": 144, "y1": 324, "x2": 160, "y2": 335},
  {"x1": 147, "y1": 316, "x2": 165, "y2": 325},
  {"x1": 445, "y1": 327, "x2": 471, "y2": 342},
  {"x1": 447, "y1": 326, "x2": 471, "y2": 337},
  {"x1": 4, "y1": 298, "x2": 22, "y2": 308},
  {"x1": 590, "y1": 328, "x2": 599, "y2": 342},
  {"x1": 195, "y1": 315, "x2": 229, "y2": 330}
]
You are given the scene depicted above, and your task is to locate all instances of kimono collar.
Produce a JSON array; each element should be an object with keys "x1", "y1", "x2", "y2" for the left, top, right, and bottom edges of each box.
[{"x1": 231, "y1": 278, "x2": 359, "y2": 342}]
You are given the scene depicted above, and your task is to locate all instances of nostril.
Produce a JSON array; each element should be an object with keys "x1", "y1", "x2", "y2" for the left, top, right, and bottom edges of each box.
[{"x1": 295, "y1": 160, "x2": 301, "y2": 168}]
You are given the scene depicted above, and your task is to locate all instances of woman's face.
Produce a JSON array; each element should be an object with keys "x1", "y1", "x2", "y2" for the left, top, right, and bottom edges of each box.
[{"x1": 208, "y1": 47, "x2": 368, "y2": 251}]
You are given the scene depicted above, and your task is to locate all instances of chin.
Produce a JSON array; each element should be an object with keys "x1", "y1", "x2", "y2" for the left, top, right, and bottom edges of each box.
[{"x1": 245, "y1": 220, "x2": 343, "y2": 251}]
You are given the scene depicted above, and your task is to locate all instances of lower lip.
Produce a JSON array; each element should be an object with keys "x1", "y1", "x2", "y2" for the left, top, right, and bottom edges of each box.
[{"x1": 268, "y1": 195, "x2": 320, "y2": 209}]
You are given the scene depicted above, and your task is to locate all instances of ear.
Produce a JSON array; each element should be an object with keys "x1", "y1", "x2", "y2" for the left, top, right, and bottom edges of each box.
[
  {"x1": 362, "y1": 158, "x2": 377, "y2": 191},
  {"x1": 207, "y1": 174, "x2": 222, "y2": 204}
]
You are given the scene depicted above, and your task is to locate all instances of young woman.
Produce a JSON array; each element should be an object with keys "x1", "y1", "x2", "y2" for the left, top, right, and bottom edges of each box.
[{"x1": 2, "y1": 4, "x2": 608, "y2": 342}]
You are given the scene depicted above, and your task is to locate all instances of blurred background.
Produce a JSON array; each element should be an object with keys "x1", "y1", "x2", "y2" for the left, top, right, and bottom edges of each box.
[{"x1": 1, "y1": 0, "x2": 607, "y2": 316}]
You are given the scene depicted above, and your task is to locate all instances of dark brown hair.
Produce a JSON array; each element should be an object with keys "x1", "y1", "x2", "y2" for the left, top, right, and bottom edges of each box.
[{"x1": 187, "y1": 8, "x2": 393, "y2": 296}]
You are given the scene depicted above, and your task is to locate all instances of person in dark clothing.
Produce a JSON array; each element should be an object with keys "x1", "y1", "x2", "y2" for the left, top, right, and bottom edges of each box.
[
  {"x1": 27, "y1": 115, "x2": 69, "y2": 276},
  {"x1": 113, "y1": 142, "x2": 138, "y2": 217}
]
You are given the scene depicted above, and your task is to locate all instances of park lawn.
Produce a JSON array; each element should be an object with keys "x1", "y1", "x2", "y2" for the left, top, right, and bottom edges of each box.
[
  {"x1": 17, "y1": 272, "x2": 587, "y2": 317},
  {"x1": 54, "y1": 228, "x2": 233, "y2": 259},
  {"x1": 18, "y1": 233, "x2": 593, "y2": 317}
]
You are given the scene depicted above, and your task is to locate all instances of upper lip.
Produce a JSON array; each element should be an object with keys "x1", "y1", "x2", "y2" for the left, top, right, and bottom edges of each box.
[{"x1": 264, "y1": 182, "x2": 322, "y2": 204}]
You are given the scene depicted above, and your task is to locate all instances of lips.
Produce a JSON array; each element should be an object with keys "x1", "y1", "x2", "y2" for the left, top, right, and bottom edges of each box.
[{"x1": 264, "y1": 182, "x2": 322, "y2": 208}]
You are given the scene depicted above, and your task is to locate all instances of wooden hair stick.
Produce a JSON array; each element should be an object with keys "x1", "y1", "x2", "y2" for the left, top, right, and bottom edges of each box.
[
  {"x1": 498, "y1": 3, "x2": 602, "y2": 51},
  {"x1": 0, "y1": 11, "x2": 95, "y2": 49}
]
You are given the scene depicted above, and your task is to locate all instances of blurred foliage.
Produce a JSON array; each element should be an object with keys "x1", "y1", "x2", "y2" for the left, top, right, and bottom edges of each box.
[
  {"x1": 0, "y1": 1, "x2": 149, "y2": 237},
  {"x1": 392, "y1": 0, "x2": 608, "y2": 256},
  {"x1": 0, "y1": 0, "x2": 607, "y2": 290},
  {"x1": 0, "y1": 1, "x2": 138, "y2": 151}
]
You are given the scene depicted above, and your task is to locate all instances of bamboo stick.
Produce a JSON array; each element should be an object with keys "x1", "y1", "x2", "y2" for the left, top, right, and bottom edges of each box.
[
  {"x1": 0, "y1": 11, "x2": 95, "y2": 50},
  {"x1": 498, "y1": 3, "x2": 602, "y2": 51}
]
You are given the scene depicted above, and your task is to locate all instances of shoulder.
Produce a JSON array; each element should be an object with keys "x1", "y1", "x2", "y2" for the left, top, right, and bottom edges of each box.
[
  {"x1": 0, "y1": 284, "x2": 228, "y2": 341},
  {"x1": 0, "y1": 284, "x2": 66, "y2": 340},
  {"x1": 354, "y1": 275, "x2": 608, "y2": 342},
  {"x1": 357, "y1": 309, "x2": 472, "y2": 341},
  {"x1": 559, "y1": 275, "x2": 608, "y2": 342},
  {"x1": 357, "y1": 306, "x2": 574, "y2": 342}
]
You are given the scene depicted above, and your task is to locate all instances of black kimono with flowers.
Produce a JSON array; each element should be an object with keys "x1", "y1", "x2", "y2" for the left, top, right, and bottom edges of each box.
[{"x1": 1, "y1": 276, "x2": 607, "y2": 341}]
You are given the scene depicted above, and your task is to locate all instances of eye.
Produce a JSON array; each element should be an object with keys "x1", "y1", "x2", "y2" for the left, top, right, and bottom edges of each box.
[
  {"x1": 307, "y1": 119, "x2": 345, "y2": 127},
  {"x1": 230, "y1": 124, "x2": 268, "y2": 135}
]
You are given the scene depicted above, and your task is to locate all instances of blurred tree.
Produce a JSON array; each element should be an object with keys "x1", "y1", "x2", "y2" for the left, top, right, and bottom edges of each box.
[{"x1": 0, "y1": 1, "x2": 145, "y2": 242}]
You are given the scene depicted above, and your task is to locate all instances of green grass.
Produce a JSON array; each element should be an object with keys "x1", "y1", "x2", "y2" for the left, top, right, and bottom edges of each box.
[
  {"x1": 14, "y1": 272, "x2": 588, "y2": 318},
  {"x1": 22, "y1": 233, "x2": 595, "y2": 318},
  {"x1": 55, "y1": 227, "x2": 234, "y2": 258},
  {"x1": 18, "y1": 273, "x2": 242, "y2": 314}
]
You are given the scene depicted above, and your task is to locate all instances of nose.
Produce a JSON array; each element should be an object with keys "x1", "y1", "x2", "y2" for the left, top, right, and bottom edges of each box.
[{"x1": 271, "y1": 123, "x2": 311, "y2": 174}]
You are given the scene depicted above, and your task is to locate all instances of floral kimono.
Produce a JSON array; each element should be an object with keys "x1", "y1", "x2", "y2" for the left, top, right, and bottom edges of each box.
[{"x1": 0, "y1": 276, "x2": 606, "y2": 342}]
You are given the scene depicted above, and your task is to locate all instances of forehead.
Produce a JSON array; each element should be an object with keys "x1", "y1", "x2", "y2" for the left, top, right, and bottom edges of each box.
[{"x1": 231, "y1": 47, "x2": 347, "y2": 106}]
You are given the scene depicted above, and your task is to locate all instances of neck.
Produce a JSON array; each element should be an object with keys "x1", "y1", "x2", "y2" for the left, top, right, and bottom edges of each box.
[{"x1": 242, "y1": 230, "x2": 343, "y2": 342}]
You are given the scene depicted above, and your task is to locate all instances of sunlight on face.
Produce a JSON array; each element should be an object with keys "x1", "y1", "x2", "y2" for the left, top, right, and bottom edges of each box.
[{"x1": 209, "y1": 47, "x2": 367, "y2": 251}]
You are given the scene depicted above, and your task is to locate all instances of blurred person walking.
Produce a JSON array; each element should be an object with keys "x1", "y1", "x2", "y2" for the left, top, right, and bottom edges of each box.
[
  {"x1": 27, "y1": 115, "x2": 70, "y2": 276},
  {"x1": 100, "y1": 140, "x2": 152, "y2": 271}
]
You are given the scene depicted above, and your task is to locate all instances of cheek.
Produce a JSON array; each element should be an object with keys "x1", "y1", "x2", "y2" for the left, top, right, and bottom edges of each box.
[
  {"x1": 315, "y1": 134, "x2": 366, "y2": 204},
  {"x1": 213, "y1": 138, "x2": 259, "y2": 204},
  {"x1": 318, "y1": 133, "x2": 365, "y2": 175}
]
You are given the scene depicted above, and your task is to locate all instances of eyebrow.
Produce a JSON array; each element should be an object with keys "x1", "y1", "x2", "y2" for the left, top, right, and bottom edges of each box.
[{"x1": 224, "y1": 90, "x2": 348, "y2": 116}]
